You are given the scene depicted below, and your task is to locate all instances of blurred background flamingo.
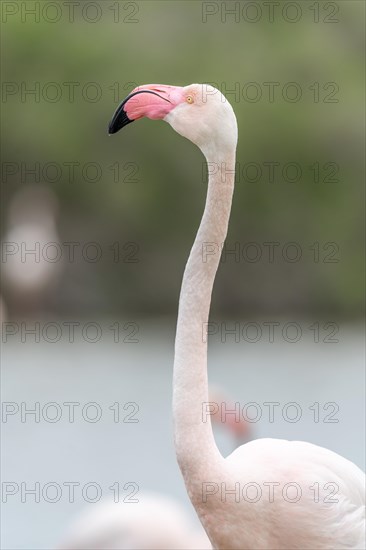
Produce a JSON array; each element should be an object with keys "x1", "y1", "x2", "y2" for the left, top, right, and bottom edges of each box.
[
  {"x1": 57, "y1": 387, "x2": 251, "y2": 550},
  {"x1": 1, "y1": 184, "x2": 62, "y2": 317}
]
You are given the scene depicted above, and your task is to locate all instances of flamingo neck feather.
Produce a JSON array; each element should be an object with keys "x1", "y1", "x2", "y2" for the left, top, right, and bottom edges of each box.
[{"x1": 173, "y1": 147, "x2": 236, "y2": 495}]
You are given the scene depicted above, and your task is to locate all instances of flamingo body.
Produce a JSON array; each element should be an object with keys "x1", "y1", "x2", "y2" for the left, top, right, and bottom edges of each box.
[{"x1": 204, "y1": 438, "x2": 365, "y2": 549}]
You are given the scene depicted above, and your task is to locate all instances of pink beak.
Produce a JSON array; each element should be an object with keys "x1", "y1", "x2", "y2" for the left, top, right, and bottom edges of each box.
[{"x1": 108, "y1": 84, "x2": 184, "y2": 134}]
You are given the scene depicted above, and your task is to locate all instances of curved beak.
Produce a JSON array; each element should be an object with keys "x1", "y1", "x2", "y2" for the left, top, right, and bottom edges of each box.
[
  {"x1": 108, "y1": 84, "x2": 184, "y2": 135},
  {"x1": 108, "y1": 92, "x2": 136, "y2": 133}
]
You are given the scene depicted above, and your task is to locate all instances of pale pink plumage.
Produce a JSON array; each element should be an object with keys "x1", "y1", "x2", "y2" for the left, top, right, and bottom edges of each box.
[{"x1": 109, "y1": 83, "x2": 365, "y2": 549}]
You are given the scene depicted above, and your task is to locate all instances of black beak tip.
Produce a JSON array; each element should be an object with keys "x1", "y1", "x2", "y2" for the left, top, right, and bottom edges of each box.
[
  {"x1": 108, "y1": 123, "x2": 118, "y2": 135},
  {"x1": 108, "y1": 107, "x2": 134, "y2": 135}
]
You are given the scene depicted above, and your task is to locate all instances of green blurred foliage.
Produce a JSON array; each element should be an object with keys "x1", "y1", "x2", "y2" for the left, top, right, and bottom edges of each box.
[{"x1": 1, "y1": 0, "x2": 364, "y2": 317}]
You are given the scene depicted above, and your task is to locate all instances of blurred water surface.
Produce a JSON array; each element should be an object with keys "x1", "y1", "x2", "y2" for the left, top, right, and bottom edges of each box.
[{"x1": 1, "y1": 319, "x2": 364, "y2": 549}]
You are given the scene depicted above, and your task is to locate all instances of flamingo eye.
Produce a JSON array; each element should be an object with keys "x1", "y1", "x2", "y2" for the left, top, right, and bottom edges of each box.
[{"x1": 186, "y1": 95, "x2": 194, "y2": 104}]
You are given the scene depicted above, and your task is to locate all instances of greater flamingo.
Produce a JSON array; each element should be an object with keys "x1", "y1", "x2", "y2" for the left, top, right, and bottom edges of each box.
[{"x1": 108, "y1": 84, "x2": 365, "y2": 549}]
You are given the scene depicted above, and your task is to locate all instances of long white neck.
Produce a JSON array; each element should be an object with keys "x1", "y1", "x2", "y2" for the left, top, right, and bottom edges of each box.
[{"x1": 173, "y1": 147, "x2": 236, "y2": 492}]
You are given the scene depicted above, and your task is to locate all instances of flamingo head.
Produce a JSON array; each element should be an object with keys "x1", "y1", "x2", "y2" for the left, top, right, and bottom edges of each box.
[{"x1": 108, "y1": 83, "x2": 237, "y2": 156}]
